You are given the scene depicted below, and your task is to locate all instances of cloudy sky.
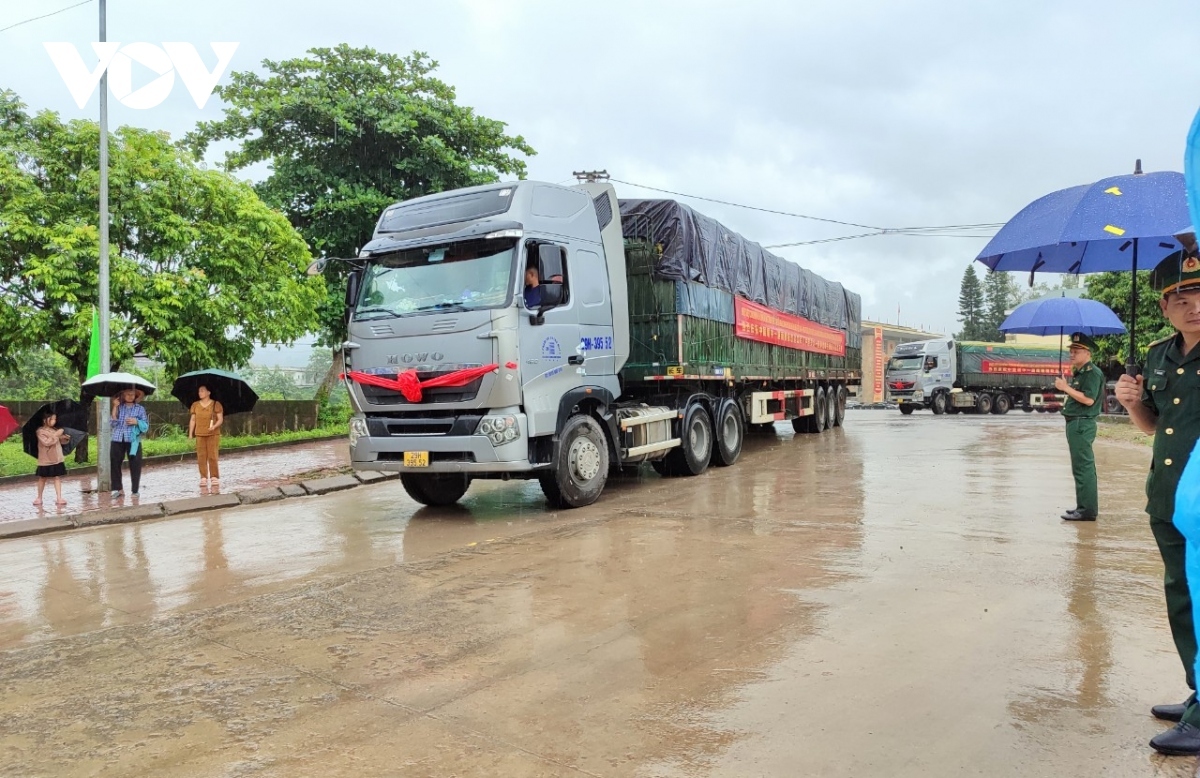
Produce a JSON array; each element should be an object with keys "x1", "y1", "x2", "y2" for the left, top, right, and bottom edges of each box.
[{"x1": 2, "y1": 0, "x2": 1198, "y2": 359}]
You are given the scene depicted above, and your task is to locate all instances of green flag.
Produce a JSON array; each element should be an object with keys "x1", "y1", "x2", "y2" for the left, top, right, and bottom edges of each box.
[{"x1": 87, "y1": 307, "x2": 101, "y2": 380}]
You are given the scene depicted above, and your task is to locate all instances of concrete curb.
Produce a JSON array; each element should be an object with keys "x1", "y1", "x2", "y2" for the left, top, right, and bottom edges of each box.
[
  {"x1": 0, "y1": 434, "x2": 346, "y2": 488},
  {"x1": 0, "y1": 469, "x2": 402, "y2": 541}
]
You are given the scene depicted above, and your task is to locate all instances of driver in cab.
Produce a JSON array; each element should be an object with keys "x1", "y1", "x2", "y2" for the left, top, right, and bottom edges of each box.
[{"x1": 523, "y1": 263, "x2": 541, "y2": 308}]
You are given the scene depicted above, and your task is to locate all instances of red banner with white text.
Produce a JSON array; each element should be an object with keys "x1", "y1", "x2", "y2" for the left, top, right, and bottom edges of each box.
[{"x1": 734, "y1": 297, "x2": 846, "y2": 357}]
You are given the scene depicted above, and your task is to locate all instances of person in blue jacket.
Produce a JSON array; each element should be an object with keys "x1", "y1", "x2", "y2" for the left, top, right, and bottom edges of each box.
[{"x1": 109, "y1": 388, "x2": 149, "y2": 499}]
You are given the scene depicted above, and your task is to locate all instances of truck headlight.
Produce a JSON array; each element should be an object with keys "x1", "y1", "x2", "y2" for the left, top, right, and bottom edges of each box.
[
  {"x1": 476, "y1": 415, "x2": 519, "y2": 446},
  {"x1": 349, "y1": 417, "x2": 368, "y2": 447},
  {"x1": 913, "y1": 391, "x2": 924, "y2": 400}
]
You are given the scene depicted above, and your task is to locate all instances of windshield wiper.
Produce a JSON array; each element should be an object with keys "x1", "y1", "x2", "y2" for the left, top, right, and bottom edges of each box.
[
  {"x1": 353, "y1": 307, "x2": 399, "y2": 320},
  {"x1": 414, "y1": 301, "x2": 470, "y2": 313}
]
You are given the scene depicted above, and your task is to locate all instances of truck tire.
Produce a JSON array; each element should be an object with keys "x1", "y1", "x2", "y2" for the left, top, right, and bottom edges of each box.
[
  {"x1": 947, "y1": 401, "x2": 960, "y2": 415},
  {"x1": 822, "y1": 386, "x2": 835, "y2": 429},
  {"x1": 653, "y1": 403, "x2": 713, "y2": 477},
  {"x1": 899, "y1": 404, "x2": 915, "y2": 416},
  {"x1": 833, "y1": 385, "x2": 847, "y2": 427},
  {"x1": 794, "y1": 389, "x2": 829, "y2": 432},
  {"x1": 992, "y1": 393, "x2": 1011, "y2": 415},
  {"x1": 976, "y1": 393, "x2": 993, "y2": 415},
  {"x1": 401, "y1": 473, "x2": 470, "y2": 507},
  {"x1": 931, "y1": 391, "x2": 948, "y2": 415},
  {"x1": 712, "y1": 401, "x2": 744, "y2": 467},
  {"x1": 539, "y1": 414, "x2": 609, "y2": 508}
]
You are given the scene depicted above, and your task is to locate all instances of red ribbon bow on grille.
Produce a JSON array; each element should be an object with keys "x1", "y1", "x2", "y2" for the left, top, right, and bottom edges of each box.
[{"x1": 343, "y1": 364, "x2": 499, "y2": 403}]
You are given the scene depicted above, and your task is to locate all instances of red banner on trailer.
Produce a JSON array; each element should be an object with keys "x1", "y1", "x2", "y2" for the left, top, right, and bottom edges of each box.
[
  {"x1": 980, "y1": 360, "x2": 1069, "y2": 377},
  {"x1": 734, "y1": 297, "x2": 846, "y2": 357}
]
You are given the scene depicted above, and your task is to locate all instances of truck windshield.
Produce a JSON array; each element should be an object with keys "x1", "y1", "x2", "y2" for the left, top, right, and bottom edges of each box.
[
  {"x1": 887, "y1": 355, "x2": 925, "y2": 372},
  {"x1": 355, "y1": 238, "x2": 515, "y2": 319}
]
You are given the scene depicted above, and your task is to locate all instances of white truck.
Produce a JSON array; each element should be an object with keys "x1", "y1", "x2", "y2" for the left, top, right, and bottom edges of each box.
[{"x1": 885, "y1": 339, "x2": 1066, "y2": 415}]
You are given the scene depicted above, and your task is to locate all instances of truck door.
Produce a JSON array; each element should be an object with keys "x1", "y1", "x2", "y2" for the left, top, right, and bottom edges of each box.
[{"x1": 518, "y1": 241, "x2": 583, "y2": 437}]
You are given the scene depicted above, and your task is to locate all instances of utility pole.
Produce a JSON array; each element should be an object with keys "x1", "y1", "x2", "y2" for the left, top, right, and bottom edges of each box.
[{"x1": 97, "y1": 0, "x2": 112, "y2": 492}]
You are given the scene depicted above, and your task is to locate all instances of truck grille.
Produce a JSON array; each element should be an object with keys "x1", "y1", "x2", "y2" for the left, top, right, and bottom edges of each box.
[
  {"x1": 367, "y1": 413, "x2": 483, "y2": 438},
  {"x1": 361, "y1": 372, "x2": 484, "y2": 405}
]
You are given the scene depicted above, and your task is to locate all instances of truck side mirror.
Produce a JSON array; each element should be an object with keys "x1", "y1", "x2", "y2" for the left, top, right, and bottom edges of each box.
[
  {"x1": 345, "y1": 269, "x2": 361, "y2": 309},
  {"x1": 540, "y1": 282, "x2": 564, "y2": 308},
  {"x1": 537, "y1": 243, "x2": 564, "y2": 281}
]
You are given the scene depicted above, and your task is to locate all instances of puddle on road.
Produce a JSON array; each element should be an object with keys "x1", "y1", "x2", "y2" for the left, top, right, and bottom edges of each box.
[{"x1": 0, "y1": 413, "x2": 1188, "y2": 777}]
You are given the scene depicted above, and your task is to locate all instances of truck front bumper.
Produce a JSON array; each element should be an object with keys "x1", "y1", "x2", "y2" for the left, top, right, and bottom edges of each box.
[{"x1": 350, "y1": 412, "x2": 540, "y2": 474}]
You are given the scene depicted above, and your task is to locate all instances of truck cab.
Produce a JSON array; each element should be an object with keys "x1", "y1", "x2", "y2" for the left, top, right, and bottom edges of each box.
[
  {"x1": 885, "y1": 339, "x2": 955, "y2": 414},
  {"x1": 327, "y1": 180, "x2": 645, "y2": 508}
]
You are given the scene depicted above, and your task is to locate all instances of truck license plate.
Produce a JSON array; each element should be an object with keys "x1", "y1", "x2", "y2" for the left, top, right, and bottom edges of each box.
[{"x1": 403, "y1": 451, "x2": 429, "y2": 468}]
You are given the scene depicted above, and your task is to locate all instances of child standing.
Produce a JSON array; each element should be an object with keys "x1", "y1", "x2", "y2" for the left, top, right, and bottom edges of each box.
[{"x1": 34, "y1": 412, "x2": 70, "y2": 507}]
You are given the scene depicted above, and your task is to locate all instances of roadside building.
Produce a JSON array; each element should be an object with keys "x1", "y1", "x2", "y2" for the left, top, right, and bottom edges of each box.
[{"x1": 860, "y1": 322, "x2": 943, "y2": 404}]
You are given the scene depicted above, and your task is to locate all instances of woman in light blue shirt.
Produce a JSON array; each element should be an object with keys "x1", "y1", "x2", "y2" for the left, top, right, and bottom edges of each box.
[{"x1": 109, "y1": 388, "x2": 149, "y2": 498}]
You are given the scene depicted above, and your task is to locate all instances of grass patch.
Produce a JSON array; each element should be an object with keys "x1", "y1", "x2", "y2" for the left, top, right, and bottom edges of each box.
[
  {"x1": 0, "y1": 425, "x2": 347, "y2": 478},
  {"x1": 1096, "y1": 420, "x2": 1154, "y2": 447}
]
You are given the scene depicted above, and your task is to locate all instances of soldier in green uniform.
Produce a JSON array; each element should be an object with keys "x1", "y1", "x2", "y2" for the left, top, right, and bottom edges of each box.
[
  {"x1": 1055, "y1": 333, "x2": 1104, "y2": 520},
  {"x1": 1114, "y1": 250, "x2": 1200, "y2": 755}
]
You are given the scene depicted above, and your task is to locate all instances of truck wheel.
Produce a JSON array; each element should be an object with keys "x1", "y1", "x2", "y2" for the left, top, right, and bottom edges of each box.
[
  {"x1": 976, "y1": 394, "x2": 993, "y2": 415},
  {"x1": 813, "y1": 389, "x2": 828, "y2": 432},
  {"x1": 654, "y1": 403, "x2": 713, "y2": 476},
  {"x1": 795, "y1": 389, "x2": 829, "y2": 432},
  {"x1": 712, "y1": 401, "x2": 744, "y2": 467},
  {"x1": 992, "y1": 393, "x2": 1011, "y2": 415},
  {"x1": 822, "y1": 386, "x2": 835, "y2": 430},
  {"x1": 401, "y1": 473, "x2": 470, "y2": 507},
  {"x1": 833, "y1": 386, "x2": 847, "y2": 427},
  {"x1": 1105, "y1": 395, "x2": 1122, "y2": 414},
  {"x1": 947, "y1": 401, "x2": 960, "y2": 415},
  {"x1": 931, "y1": 392, "x2": 948, "y2": 415},
  {"x1": 899, "y1": 404, "x2": 915, "y2": 416},
  {"x1": 539, "y1": 414, "x2": 609, "y2": 508}
]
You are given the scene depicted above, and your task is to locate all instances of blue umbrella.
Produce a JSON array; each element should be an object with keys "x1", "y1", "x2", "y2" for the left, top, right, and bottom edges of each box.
[
  {"x1": 999, "y1": 296, "x2": 1127, "y2": 337},
  {"x1": 999, "y1": 296, "x2": 1127, "y2": 375},
  {"x1": 976, "y1": 163, "x2": 1190, "y2": 370}
]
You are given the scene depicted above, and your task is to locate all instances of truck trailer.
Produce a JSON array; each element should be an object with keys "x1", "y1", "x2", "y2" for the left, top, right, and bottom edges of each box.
[
  {"x1": 885, "y1": 339, "x2": 1067, "y2": 415},
  {"x1": 316, "y1": 178, "x2": 862, "y2": 508}
]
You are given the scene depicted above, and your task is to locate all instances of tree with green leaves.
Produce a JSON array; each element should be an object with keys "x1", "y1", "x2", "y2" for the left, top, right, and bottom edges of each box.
[
  {"x1": 1083, "y1": 271, "x2": 1171, "y2": 365},
  {"x1": 983, "y1": 269, "x2": 1018, "y2": 341},
  {"x1": 956, "y1": 265, "x2": 986, "y2": 341},
  {"x1": 0, "y1": 348, "x2": 77, "y2": 401},
  {"x1": 0, "y1": 91, "x2": 326, "y2": 382},
  {"x1": 185, "y1": 45, "x2": 535, "y2": 400}
]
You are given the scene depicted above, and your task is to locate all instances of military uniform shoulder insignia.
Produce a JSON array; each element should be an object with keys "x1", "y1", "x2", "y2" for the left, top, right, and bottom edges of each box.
[{"x1": 1147, "y1": 334, "x2": 1175, "y2": 350}]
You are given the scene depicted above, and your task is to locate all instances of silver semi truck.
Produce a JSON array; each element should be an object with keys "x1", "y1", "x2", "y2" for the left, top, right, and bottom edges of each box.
[
  {"x1": 313, "y1": 179, "x2": 862, "y2": 508},
  {"x1": 885, "y1": 338, "x2": 1066, "y2": 415}
]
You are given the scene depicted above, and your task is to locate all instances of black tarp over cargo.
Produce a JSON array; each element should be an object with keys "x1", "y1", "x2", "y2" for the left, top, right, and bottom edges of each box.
[{"x1": 618, "y1": 199, "x2": 862, "y2": 349}]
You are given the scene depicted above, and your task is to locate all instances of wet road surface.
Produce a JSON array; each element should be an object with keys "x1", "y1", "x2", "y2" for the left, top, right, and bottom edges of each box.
[
  {"x1": 0, "y1": 439, "x2": 348, "y2": 525},
  {"x1": 0, "y1": 412, "x2": 1193, "y2": 777}
]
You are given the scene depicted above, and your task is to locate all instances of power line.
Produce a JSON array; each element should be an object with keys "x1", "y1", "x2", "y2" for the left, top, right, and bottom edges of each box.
[
  {"x1": 610, "y1": 177, "x2": 880, "y2": 230},
  {"x1": 0, "y1": 0, "x2": 93, "y2": 33},
  {"x1": 611, "y1": 177, "x2": 1004, "y2": 246}
]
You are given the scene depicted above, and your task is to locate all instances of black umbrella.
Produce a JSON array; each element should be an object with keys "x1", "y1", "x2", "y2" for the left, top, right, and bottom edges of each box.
[
  {"x1": 60, "y1": 428, "x2": 86, "y2": 456},
  {"x1": 21, "y1": 399, "x2": 88, "y2": 458},
  {"x1": 171, "y1": 369, "x2": 259, "y2": 415}
]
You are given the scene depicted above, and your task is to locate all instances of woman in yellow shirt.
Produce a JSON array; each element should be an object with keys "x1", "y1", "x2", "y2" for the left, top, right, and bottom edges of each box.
[{"x1": 188, "y1": 385, "x2": 224, "y2": 487}]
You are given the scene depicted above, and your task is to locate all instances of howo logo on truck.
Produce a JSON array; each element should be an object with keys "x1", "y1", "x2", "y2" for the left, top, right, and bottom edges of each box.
[{"x1": 387, "y1": 352, "x2": 445, "y2": 365}]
